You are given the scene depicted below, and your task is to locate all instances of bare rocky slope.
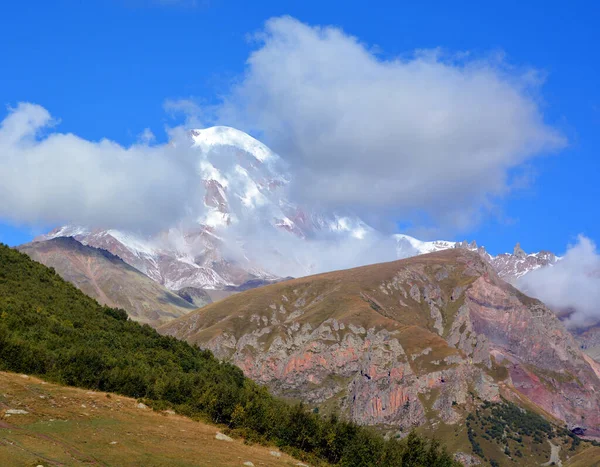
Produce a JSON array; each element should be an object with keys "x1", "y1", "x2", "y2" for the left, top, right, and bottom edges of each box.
[
  {"x1": 160, "y1": 249, "x2": 600, "y2": 442},
  {"x1": 18, "y1": 237, "x2": 199, "y2": 326}
]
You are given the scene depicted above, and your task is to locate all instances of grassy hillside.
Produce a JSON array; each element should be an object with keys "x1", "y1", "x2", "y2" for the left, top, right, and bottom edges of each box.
[
  {"x1": 0, "y1": 371, "x2": 299, "y2": 467},
  {"x1": 0, "y1": 243, "x2": 458, "y2": 466},
  {"x1": 18, "y1": 237, "x2": 198, "y2": 326},
  {"x1": 159, "y1": 249, "x2": 480, "y2": 350}
]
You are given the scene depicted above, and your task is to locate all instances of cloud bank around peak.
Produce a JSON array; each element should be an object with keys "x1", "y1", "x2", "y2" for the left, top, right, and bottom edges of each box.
[
  {"x1": 518, "y1": 235, "x2": 600, "y2": 328},
  {"x1": 216, "y1": 16, "x2": 566, "y2": 231},
  {"x1": 0, "y1": 103, "x2": 204, "y2": 233}
]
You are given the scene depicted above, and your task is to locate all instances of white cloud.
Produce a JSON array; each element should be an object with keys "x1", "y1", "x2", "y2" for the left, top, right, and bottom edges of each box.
[
  {"x1": 164, "y1": 99, "x2": 206, "y2": 128},
  {"x1": 518, "y1": 235, "x2": 600, "y2": 328},
  {"x1": 138, "y1": 128, "x2": 156, "y2": 144},
  {"x1": 0, "y1": 103, "x2": 204, "y2": 233},
  {"x1": 217, "y1": 16, "x2": 565, "y2": 231},
  {"x1": 219, "y1": 213, "x2": 398, "y2": 278}
]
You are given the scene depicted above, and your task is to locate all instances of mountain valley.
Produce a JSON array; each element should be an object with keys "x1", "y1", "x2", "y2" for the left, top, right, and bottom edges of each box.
[
  {"x1": 3, "y1": 4, "x2": 599, "y2": 466},
  {"x1": 9, "y1": 127, "x2": 600, "y2": 466},
  {"x1": 0, "y1": 243, "x2": 459, "y2": 466}
]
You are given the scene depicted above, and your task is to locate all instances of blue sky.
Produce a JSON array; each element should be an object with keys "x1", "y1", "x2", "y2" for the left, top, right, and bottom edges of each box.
[{"x1": 0, "y1": 0, "x2": 598, "y2": 255}]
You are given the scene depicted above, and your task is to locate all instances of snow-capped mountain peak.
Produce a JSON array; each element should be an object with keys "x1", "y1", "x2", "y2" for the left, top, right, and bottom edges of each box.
[
  {"x1": 190, "y1": 126, "x2": 274, "y2": 163},
  {"x1": 38, "y1": 127, "x2": 559, "y2": 291}
]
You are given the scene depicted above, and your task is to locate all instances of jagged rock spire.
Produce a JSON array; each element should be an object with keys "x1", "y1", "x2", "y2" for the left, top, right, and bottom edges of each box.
[{"x1": 513, "y1": 242, "x2": 527, "y2": 258}]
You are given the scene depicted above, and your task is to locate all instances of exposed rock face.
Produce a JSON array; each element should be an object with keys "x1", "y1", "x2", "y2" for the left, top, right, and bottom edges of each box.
[
  {"x1": 454, "y1": 452, "x2": 481, "y2": 466},
  {"x1": 489, "y1": 249, "x2": 557, "y2": 282},
  {"x1": 513, "y1": 242, "x2": 527, "y2": 258},
  {"x1": 160, "y1": 250, "x2": 600, "y2": 435},
  {"x1": 465, "y1": 276, "x2": 600, "y2": 432},
  {"x1": 452, "y1": 239, "x2": 558, "y2": 282},
  {"x1": 18, "y1": 237, "x2": 196, "y2": 327}
]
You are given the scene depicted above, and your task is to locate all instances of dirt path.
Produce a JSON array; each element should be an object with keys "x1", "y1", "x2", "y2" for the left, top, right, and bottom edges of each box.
[{"x1": 541, "y1": 440, "x2": 562, "y2": 467}]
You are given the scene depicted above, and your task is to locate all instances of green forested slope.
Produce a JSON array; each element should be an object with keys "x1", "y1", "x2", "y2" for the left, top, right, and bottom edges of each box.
[{"x1": 0, "y1": 243, "x2": 458, "y2": 466}]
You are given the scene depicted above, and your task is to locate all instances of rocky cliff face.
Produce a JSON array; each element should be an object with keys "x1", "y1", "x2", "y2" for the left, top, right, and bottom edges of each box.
[
  {"x1": 160, "y1": 249, "x2": 600, "y2": 436},
  {"x1": 464, "y1": 275, "x2": 600, "y2": 432},
  {"x1": 488, "y1": 244, "x2": 557, "y2": 282}
]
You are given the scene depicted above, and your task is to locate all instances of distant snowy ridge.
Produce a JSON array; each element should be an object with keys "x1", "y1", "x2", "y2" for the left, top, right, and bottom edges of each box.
[
  {"x1": 394, "y1": 234, "x2": 463, "y2": 257},
  {"x1": 395, "y1": 234, "x2": 558, "y2": 281}
]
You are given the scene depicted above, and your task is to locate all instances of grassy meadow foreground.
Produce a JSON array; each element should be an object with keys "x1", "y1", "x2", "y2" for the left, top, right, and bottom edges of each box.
[
  {"x1": 0, "y1": 371, "x2": 301, "y2": 467},
  {"x1": 3, "y1": 375, "x2": 600, "y2": 467}
]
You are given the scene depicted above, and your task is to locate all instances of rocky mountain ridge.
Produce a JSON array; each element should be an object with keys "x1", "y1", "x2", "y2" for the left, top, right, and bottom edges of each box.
[{"x1": 159, "y1": 249, "x2": 600, "y2": 441}]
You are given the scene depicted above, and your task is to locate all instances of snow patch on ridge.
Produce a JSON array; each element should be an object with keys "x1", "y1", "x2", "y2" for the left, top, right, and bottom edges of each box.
[
  {"x1": 394, "y1": 234, "x2": 457, "y2": 257},
  {"x1": 104, "y1": 230, "x2": 157, "y2": 257},
  {"x1": 45, "y1": 225, "x2": 91, "y2": 239},
  {"x1": 203, "y1": 211, "x2": 230, "y2": 228},
  {"x1": 199, "y1": 161, "x2": 229, "y2": 188}
]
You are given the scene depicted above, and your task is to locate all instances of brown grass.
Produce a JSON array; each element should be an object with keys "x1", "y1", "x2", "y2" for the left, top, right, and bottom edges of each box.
[
  {"x1": 565, "y1": 444, "x2": 600, "y2": 466},
  {"x1": 0, "y1": 372, "x2": 302, "y2": 467}
]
